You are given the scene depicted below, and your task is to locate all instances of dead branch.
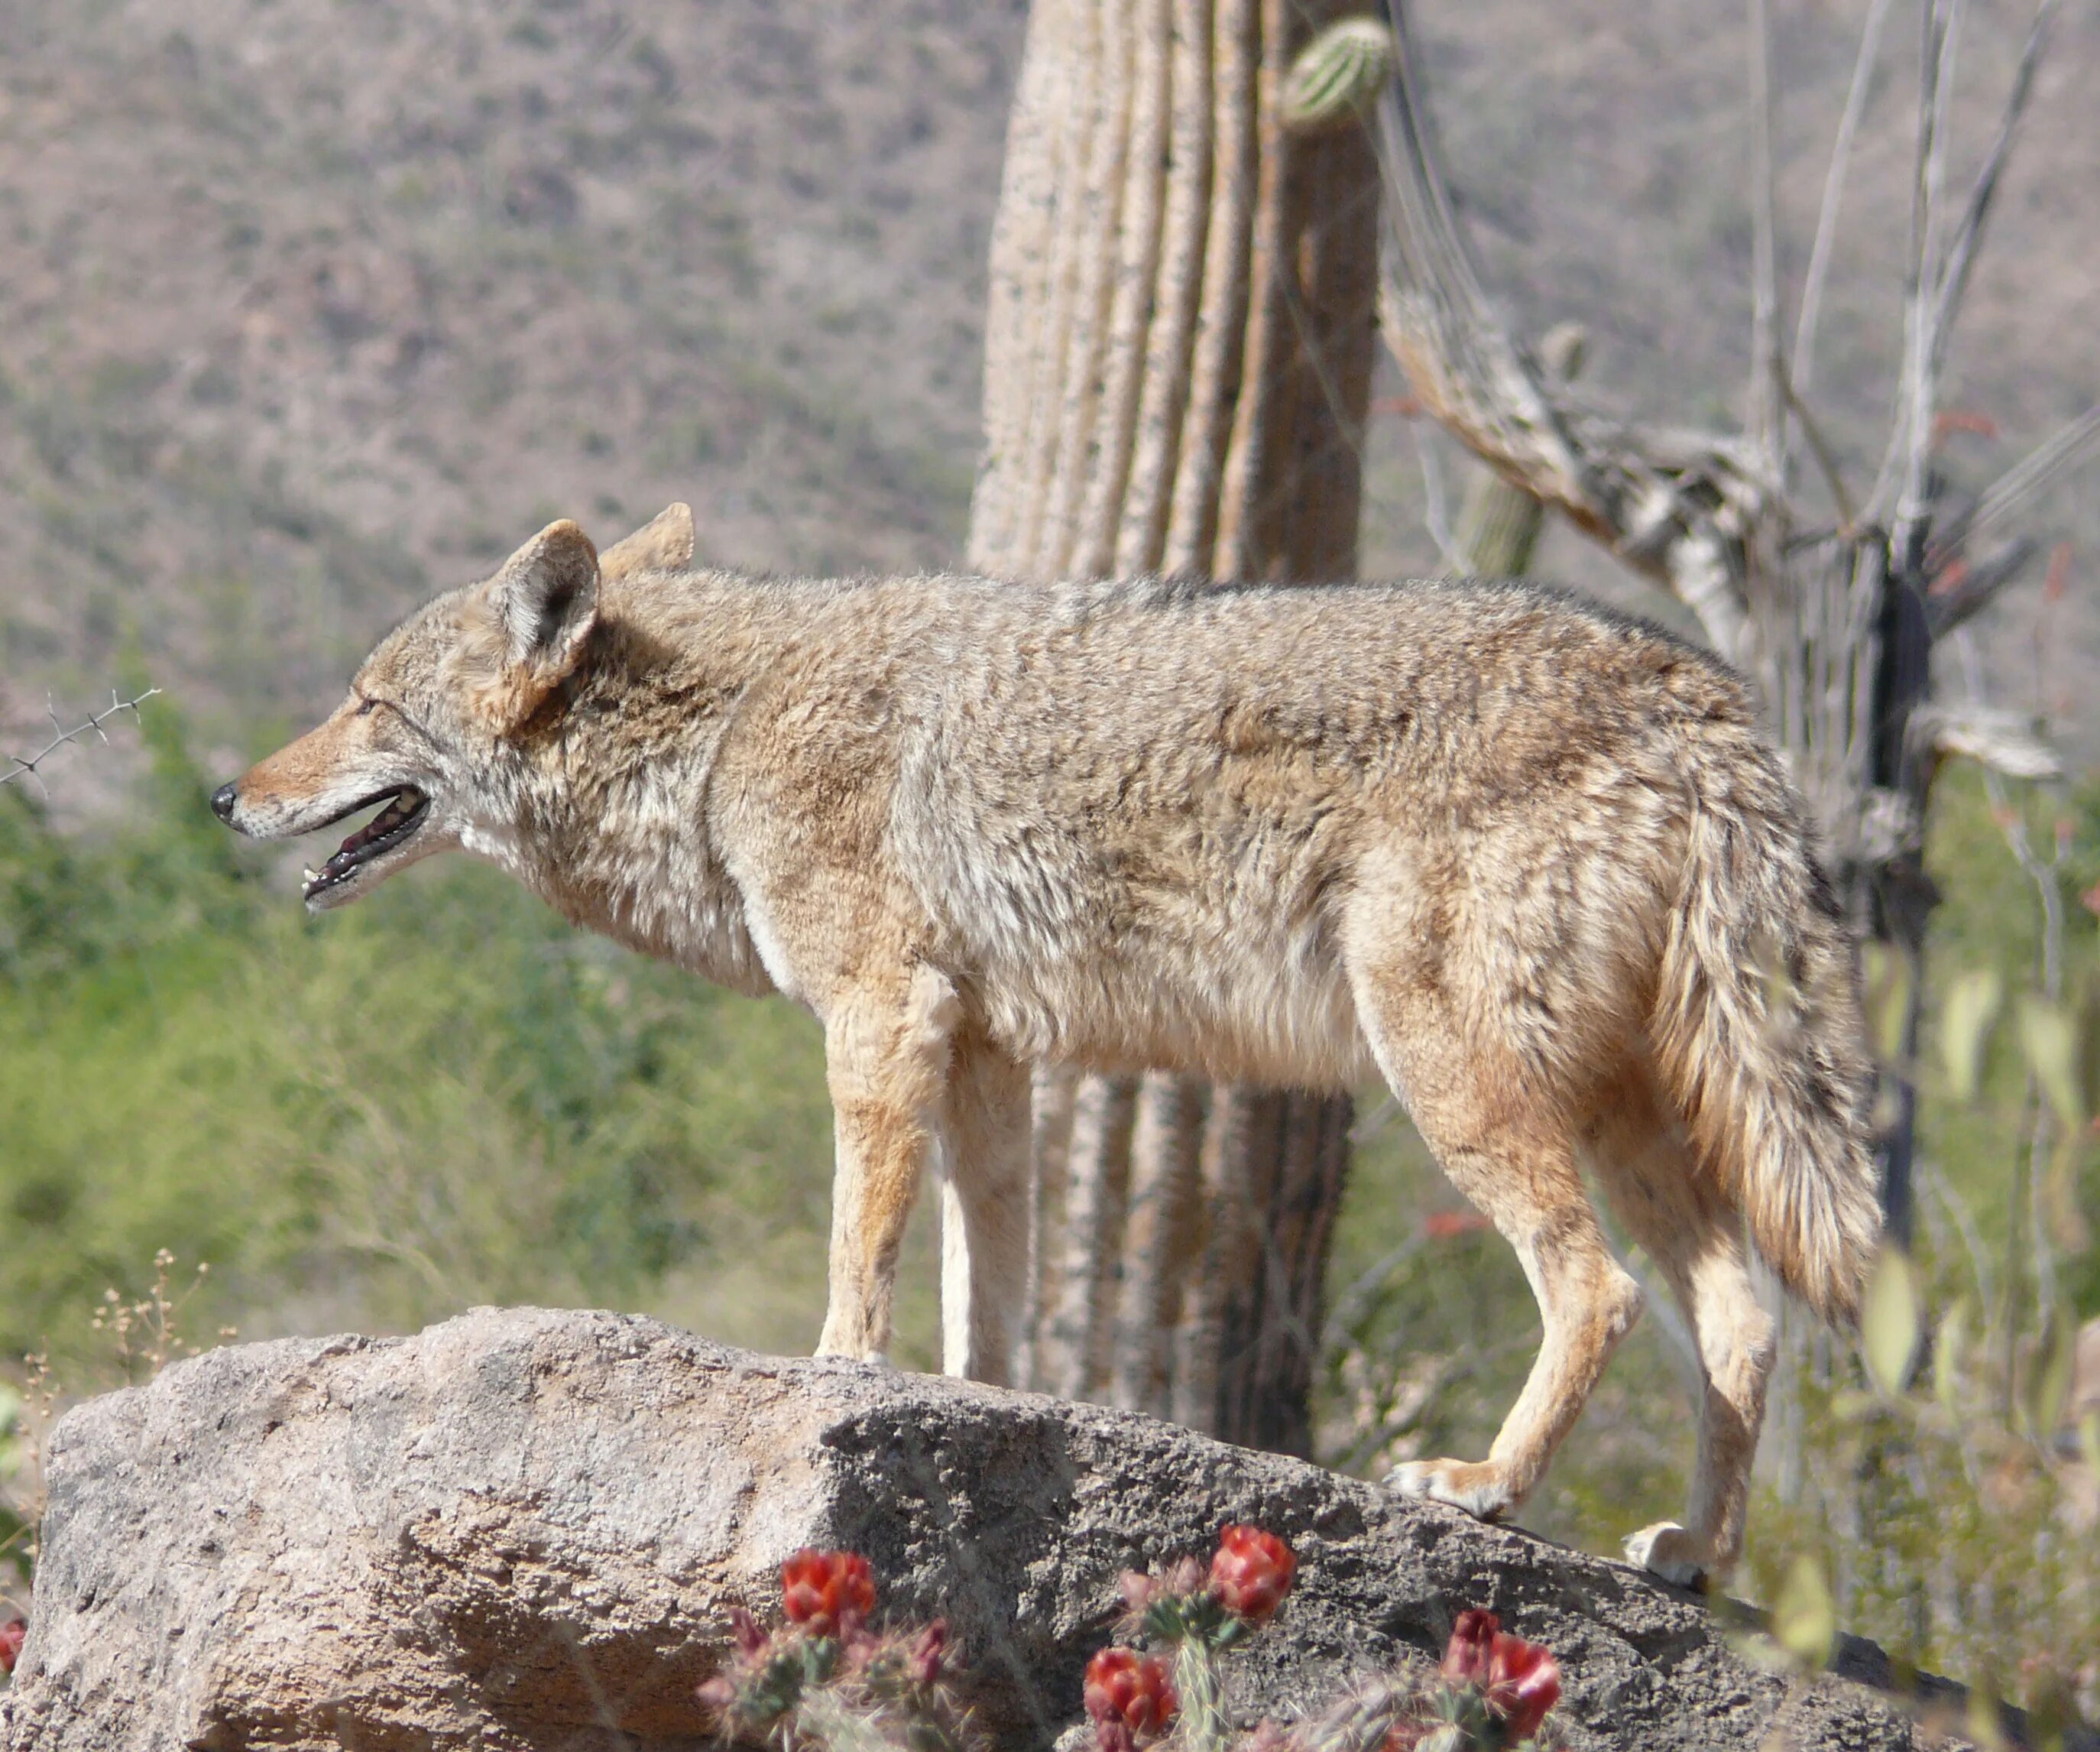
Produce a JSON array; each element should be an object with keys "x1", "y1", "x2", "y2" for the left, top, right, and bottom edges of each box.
[
  {"x1": 1924, "y1": 536, "x2": 2037, "y2": 636},
  {"x1": 1370, "y1": 0, "x2": 1769, "y2": 661},
  {"x1": 1774, "y1": 365, "x2": 1859, "y2": 527},
  {"x1": 1910, "y1": 698, "x2": 2061, "y2": 780},
  {"x1": 1353, "y1": 0, "x2": 2089, "y2": 1258},
  {"x1": 1745, "y1": 0, "x2": 1787, "y2": 478},
  {"x1": 1874, "y1": 0, "x2": 1964, "y2": 540}
]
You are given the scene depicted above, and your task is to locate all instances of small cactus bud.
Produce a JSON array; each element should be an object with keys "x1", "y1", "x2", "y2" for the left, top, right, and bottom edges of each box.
[
  {"x1": 727, "y1": 1604, "x2": 770, "y2": 1660},
  {"x1": 1119, "y1": 1569, "x2": 1161, "y2": 1619},
  {"x1": 1161, "y1": 1554, "x2": 1206, "y2": 1597},
  {"x1": 1440, "y1": 1610, "x2": 1499, "y2": 1689},
  {"x1": 1282, "y1": 18, "x2": 1397, "y2": 133},
  {"x1": 907, "y1": 1619, "x2": 948, "y2": 1685},
  {"x1": 1120, "y1": 1555, "x2": 1205, "y2": 1625},
  {"x1": 0, "y1": 1617, "x2": 24, "y2": 1675}
]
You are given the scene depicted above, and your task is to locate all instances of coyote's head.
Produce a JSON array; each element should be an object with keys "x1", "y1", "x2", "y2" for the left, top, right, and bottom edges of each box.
[{"x1": 213, "y1": 503, "x2": 695, "y2": 910}]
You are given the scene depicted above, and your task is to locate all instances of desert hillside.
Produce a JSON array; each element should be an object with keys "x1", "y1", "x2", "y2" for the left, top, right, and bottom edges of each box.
[
  {"x1": 1, "y1": 0, "x2": 2093, "y2": 771},
  {"x1": 0, "y1": 0, "x2": 1026, "y2": 772}
]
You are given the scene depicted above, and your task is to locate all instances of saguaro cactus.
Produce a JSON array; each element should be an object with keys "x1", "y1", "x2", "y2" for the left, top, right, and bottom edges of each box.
[{"x1": 967, "y1": 0, "x2": 1381, "y2": 1453}]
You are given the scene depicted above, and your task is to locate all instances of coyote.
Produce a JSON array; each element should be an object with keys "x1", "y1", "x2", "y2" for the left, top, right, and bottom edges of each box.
[{"x1": 214, "y1": 505, "x2": 1880, "y2": 1583}]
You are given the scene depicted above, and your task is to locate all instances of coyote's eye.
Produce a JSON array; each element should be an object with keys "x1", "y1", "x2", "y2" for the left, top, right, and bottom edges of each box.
[{"x1": 355, "y1": 696, "x2": 380, "y2": 716}]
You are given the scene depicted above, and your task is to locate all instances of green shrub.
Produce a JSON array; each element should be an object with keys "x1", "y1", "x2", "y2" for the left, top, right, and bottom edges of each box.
[{"x1": 0, "y1": 712, "x2": 885, "y2": 1377}]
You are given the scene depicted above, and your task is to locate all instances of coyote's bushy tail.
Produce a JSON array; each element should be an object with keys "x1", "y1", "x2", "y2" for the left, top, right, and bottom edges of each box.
[{"x1": 1648, "y1": 732, "x2": 1882, "y2": 1326}]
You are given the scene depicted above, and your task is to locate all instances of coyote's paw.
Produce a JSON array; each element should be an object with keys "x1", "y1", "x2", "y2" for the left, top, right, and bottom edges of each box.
[
  {"x1": 812, "y1": 1345, "x2": 895, "y2": 1370},
  {"x1": 1384, "y1": 1458, "x2": 1515, "y2": 1521},
  {"x1": 1623, "y1": 1520, "x2": 1707, "y2": 1588}
]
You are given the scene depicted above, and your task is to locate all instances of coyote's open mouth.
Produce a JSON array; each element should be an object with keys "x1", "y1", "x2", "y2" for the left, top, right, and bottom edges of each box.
[{"x1": 302, "y1": 786, "x2": 430, "y2": 900}]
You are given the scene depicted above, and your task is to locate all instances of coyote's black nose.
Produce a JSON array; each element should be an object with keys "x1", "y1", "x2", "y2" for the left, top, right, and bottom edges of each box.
[{"x1": 209, "y1": 782, "x2": 239, "y2": 822}]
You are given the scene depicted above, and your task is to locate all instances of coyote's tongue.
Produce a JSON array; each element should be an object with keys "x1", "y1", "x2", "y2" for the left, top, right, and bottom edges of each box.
[
  {"x1": 336, "y1": 788, "x2": 422, "y2": 858},
  {"x1": 303, "y1": 786, "x2": 429, "y2": 897}
]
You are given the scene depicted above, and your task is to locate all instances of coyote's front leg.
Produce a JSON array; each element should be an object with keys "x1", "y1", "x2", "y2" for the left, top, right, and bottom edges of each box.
[
  {"x1": 813, "y1": 960, "x2": 961, "y2": 1365},
  {"x1": 934, "y1": 1035, "x2": 1031, "y2": 1384}
]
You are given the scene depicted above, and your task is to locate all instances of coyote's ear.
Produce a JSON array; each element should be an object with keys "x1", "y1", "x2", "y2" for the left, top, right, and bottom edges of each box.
[
  {"x1": 600, "y1": 501, "x2": 695, "y2": 581},
  {"x1": 492, "y1": 519, "x2": 600, "y2": 679}
]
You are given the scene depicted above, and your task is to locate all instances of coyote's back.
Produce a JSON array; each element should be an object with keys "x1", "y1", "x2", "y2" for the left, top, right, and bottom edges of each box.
[{"x1": 893, "y1": 576, "x2": 1878, "y2": 1296}]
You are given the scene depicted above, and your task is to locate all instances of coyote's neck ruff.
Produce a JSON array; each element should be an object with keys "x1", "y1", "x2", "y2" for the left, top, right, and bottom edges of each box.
[{"x1": 218, "y1": 505, "x2": 1880, "y2": 1588}]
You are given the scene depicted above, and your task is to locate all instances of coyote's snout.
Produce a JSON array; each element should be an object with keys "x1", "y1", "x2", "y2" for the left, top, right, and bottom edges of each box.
[{"x1": 218, "y1": 505, "x2": 1881, "y2": 1585}]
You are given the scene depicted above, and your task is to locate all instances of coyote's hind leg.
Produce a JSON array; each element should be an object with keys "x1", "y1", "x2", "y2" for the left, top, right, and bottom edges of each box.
[
  {"x1": 1362, "y1": 998, "x2": 1644, "y2": 1521},
  {"x1": 1589, "y1": 1070, "x2": 1775, "y2": 1585}
]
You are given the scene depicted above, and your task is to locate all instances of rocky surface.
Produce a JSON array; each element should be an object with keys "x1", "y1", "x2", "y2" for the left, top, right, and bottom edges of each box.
[{"x1": 2, "y1": 1306, "x2": 1978, "y2": 1750}]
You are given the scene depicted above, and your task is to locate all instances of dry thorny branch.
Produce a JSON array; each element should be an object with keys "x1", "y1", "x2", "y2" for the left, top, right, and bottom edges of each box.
[{"x1": 1, "y1": 689, "x2": 160, "y2": 797}]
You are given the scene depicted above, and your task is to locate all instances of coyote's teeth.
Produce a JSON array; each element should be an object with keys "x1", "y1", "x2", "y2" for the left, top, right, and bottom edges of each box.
[{"x1": 303, "y1": 867, "x2": 319, "y2": 884}]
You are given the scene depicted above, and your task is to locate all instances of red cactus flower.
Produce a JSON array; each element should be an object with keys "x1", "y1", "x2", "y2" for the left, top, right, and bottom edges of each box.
[
  {"x1": 0, "y1": 1617, "x2": 24, "y2": 1675},
  {"x1": 1084, "y1": 1646, "x2": 1180, "y2": 1750},
  {"x1": 1210, "y1": 1523, "x2": 1297, "y2": 1623},
  {"x1": 779, "y1": 1548, "x2": 877, "y2": 1637},
  {"x1": 1442, "y1": 1609, "x2": 1561, "y2": 1743},
  {"x1": 1492, "y1": 1645, "x2": 1560, "y2": 1741}
]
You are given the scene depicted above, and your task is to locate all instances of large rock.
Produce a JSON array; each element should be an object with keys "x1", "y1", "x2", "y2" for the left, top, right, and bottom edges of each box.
[{"x1": 2, "y1": 1306, "x2": 1967, "y2": 1750}]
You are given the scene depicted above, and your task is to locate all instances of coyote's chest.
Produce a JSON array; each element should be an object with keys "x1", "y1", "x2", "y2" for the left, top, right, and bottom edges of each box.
[{"x1": 511, "y1": 789, "x2": 779, "y2": 1000}]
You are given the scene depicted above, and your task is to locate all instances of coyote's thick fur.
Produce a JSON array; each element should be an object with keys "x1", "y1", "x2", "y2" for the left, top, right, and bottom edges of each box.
[{"x1": 216, "y1": 506, "x2": 1881, "y2": 1582}]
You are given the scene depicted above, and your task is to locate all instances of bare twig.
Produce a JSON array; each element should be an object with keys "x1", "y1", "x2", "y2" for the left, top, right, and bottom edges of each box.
[
  {"x1": 1929, "y1": 0, "x2": 2059, "y2": 378},
  {"x1": 1411, "y1": 423, "x2": 1470, "y2": 573},
  {"x1": 1745, "y1": 0, "x2": 1787, "y2": 476},
  {"x1": 1774, "y1": 365, "x2": 1859, "y2": 527},
  {"x1": 1794, "y1": 0, "x2": 1895, "y2": 397},
  {"x1": 1954, "y1": 402, "x2": 2100, "y2": 553},
  {"x1": 1872, "y1": 0, "x2": 1965, "y2": 533},
  {"x1": 1923, "y1": 536, "x2": 2037, "y2": 635},
  {"x1": 1, "y1": 689, "x2": 161, "y2": 795}
]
